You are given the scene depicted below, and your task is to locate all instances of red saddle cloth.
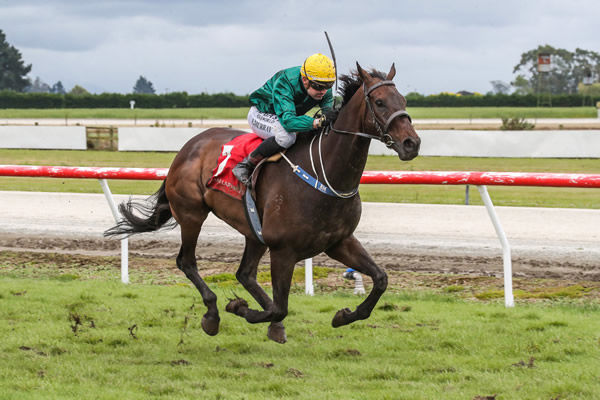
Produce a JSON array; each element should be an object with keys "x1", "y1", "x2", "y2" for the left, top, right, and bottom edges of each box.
[{"x1": 206, "y1": 133, "x2": 263, "y2": 200}]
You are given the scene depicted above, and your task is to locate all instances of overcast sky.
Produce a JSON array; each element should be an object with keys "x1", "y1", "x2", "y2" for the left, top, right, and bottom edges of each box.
[{"x1": 1, "y1": 0, "x2": 599, "y2": 95}]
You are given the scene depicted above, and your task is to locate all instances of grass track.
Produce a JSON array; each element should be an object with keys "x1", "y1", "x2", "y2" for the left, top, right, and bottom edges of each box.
[{"x1": 1, "y1": 276, "x2": 599, "y2": 399}]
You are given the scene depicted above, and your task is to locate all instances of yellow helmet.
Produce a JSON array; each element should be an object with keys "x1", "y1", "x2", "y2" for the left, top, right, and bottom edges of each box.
[{"x1": 301, "y1": 53, "x2": 336, "y2": 83}]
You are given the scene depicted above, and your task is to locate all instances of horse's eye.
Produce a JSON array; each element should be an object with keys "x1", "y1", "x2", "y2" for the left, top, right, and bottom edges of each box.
[{"x1": 375, "y1": 99, "x2": 384, "y2": 107}]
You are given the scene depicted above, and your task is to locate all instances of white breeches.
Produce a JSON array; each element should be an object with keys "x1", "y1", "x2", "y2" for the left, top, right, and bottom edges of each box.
[{"x1": 247, "y1": 106, "x2": 296, "y2": 148}]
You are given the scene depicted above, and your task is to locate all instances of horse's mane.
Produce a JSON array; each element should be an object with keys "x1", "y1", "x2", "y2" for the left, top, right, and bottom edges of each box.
[
  {"x1": 337, "y1": 69, "x2": 387, "y2": 106},
  {"x1": 292, "y1": 68, "x2": 388, "y2": 147}
]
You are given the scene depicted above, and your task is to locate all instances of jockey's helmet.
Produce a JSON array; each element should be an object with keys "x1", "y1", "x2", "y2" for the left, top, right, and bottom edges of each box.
[{"x1": 301, "y1": 53, "x2": 336, "y2": 86}]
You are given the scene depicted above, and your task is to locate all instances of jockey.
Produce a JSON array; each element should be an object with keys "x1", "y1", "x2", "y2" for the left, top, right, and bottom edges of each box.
[{"x1": 233, "y1": 53, "x2": 338, "y2": 186}]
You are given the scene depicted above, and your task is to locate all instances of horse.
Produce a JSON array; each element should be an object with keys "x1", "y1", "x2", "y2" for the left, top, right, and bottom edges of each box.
[{"x1": 105, "y1": 63, "x2": 421, "y2": 343}]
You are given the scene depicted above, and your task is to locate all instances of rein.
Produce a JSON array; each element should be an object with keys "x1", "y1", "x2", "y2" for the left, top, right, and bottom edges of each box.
[
  {"x1": 329, "y1": 80, "x2": 411, "y2": 149},
  {"x1": 309, "y1": 132, "x2": 358, "y2": 198},
  {"x1": 281, "y1": 78, "x2": 412, "y2": 199},
  {"x1": 280, "y1": 138, "x2": 358, "y2": 199}
]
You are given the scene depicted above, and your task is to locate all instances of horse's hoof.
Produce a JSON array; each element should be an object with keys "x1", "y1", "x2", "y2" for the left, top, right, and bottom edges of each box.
[
  {"x1": 332, "y1": 308, "x2": 353, "y2": 328},
  {"x1": 201, "y1": 314, "x2": 220, "y2": 336},
  {"x1": 267, "y1": 322, "x2": 287, "y2": 344},
  {"x1": 225, "y1": 297, "x2": 249, "y2": 316}
]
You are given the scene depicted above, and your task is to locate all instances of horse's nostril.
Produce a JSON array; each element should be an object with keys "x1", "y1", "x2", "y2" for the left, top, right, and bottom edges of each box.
[{"x1": 403, "y1": 137, "x2": 418, "y2": 152}]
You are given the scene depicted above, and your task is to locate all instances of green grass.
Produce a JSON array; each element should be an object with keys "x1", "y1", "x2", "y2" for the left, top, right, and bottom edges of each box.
[
  {"x1": 1, "y1": 150, "x2": 598, "y2": 209},
  {"x1": 407, "y1": 106, "x2": 597, "y2": 119},
  {"x1": 0, "y1": 106, "x2": 597, "y2": 119},
  {"x1": 1, "y1": 276, "x2": 599, "y2": 399}
]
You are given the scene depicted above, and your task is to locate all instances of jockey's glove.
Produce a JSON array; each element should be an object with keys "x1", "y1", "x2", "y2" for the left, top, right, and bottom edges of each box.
[
  {"x1": 314, "y1": 109, "x2": 339, "y2": 129},
  {"x1": 323, "y1": 109, "x2": 339, "y2": 123},
  {"x1": 314, "y1": 116, "x2": 326, "y2": 129}
]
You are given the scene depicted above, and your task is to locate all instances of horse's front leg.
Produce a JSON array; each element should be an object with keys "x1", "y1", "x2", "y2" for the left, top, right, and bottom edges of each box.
[
  {"x1": 325, "y1": 235, "x2": 388, "y2": 327},
  {"x1": 226, "y1": 238, "x2": 272, "y2": 314}
]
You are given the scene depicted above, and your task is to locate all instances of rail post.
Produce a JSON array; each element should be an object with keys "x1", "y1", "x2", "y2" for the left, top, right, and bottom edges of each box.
[
  {"x1": 98, "y1": 179, "x2": 129, "y2": 284},
  {"x1": 477, "y1": 185, "x2": 514, "y2": 307},
  {"x1": 304, "y1": 258, "x2": 314, "y2": 295}
]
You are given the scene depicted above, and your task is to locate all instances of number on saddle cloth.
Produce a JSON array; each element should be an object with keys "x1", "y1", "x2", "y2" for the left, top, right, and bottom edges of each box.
[{"x1": 206, "y1": 134, "x2": 263, "y2": 200}]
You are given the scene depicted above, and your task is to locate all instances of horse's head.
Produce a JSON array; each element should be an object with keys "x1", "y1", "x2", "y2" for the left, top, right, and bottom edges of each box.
[{"x1": 355, "y1": 62, "x2": 420, "y2": 161}]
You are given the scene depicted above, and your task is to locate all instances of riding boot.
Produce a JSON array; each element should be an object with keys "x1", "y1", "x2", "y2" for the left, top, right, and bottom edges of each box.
[
  {"x1": 232, "y1": 154, "x2": 263, "y2": 186},
  {"x1": 233, "y1": 136, "x2": 285, "y2": 186}
]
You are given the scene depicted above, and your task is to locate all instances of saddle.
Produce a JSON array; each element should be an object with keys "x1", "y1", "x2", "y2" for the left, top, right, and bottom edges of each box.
[
  {"x1": 206, "y1": 133, "x2": 282, "y2": 200},
  {"x1": 250, "y1": 152, "x2": 282, "y2": 187},
  {"x1": 207, "y1": 133, "x2": 283, "y2": 244}
]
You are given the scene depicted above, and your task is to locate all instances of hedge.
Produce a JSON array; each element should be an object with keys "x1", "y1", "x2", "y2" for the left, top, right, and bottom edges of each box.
[
  {"x1": 0, "y1": 90, "x2": 598, "y2": 108},
  {"x1": 404, "y1": 93, "x2": 600, "y2": 107},
  {"x1": 0, "y1": 91, "x2": 251, "y2": 109}
]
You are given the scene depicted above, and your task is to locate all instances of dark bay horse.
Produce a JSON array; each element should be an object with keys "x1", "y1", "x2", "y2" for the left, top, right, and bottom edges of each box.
[{"x1": 105, "y1": 63, "x2": 420, "y2": 343}]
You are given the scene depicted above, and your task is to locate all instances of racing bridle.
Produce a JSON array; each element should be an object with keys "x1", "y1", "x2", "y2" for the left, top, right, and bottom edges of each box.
[
  {"x1": 304, "y1": 76, "x2": 416, "y2": 198},
  {"x1": 328, "y1": 79, "x2": 412, "y2": 149}
]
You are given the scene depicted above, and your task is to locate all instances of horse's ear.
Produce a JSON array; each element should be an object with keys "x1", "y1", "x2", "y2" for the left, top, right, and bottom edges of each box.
[
  {"x1": 386, "y1": 63, "x2": 396, "y2": 80},
  {"x1": 356, "y1": 62, "x2": 371, "y2": 84}
]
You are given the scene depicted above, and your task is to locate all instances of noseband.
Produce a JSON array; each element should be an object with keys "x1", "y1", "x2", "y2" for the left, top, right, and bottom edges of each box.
[{"x1": 329, "y1": 80, "x2": 412, "y2": 148}]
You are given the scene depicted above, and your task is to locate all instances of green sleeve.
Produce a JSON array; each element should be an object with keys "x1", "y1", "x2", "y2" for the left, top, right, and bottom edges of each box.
[{"x1": 272, "y1": 78, "x2": 315, "y2": 133}]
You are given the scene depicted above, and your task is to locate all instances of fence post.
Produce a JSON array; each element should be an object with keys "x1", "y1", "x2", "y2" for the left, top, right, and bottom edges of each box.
[
  {"x1": 476, "y1": 185, "x2": 514, "y2": 307},
  {"x1": 98, "y1": 179, "x2": 129, "y2": 284},
  {"x1": 304, "y1": 258, "x2": 314, "y2": 295}
]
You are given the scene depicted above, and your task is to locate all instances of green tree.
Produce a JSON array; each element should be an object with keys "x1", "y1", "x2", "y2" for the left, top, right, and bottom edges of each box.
[
  {"x1": 513, "y1": 44, "x2": 600, "y2": 94},
  {"x1": 511, "y1": 75, "x2": 534, "y2": 95},
  {"x1": 0, "y1": 29, "x2": 32, "y2": 91},
  {"x1": 489, "y1": 80, "x2": 511, "y2": 94},
  {"x1": 133, "y1": 75, "x2": 156, "y2": 94},
  {"x1": 69, "y1": 85, "x2": 90, "y2": 96},
  {"x1": 50, "y1": 81, "x2": 66, "y2": 94},
  {"x1": 26, "y1": 77, "x2": 50, "y2": 93},
  {"x1": 572, "y1": 49, "x2": 600, "y2": 88},
  {"x1": 578, "y1": 82, "x2": 600, "y2": 96}
]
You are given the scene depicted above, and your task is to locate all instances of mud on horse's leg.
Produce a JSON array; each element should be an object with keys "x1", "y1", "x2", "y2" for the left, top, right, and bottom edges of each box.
[
  {"x1": 325, "y1": 235, "x2": 388, "y2": 328},
  {"x1": 226, "y1": 239, "x2": 272, "y2": 315},
  {"x1": 177, "y1": 225, "x2": 220, "y2": 336}
]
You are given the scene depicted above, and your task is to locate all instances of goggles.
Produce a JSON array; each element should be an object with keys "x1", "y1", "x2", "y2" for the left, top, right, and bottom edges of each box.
[{"x1": 309, "y1": 80, "x2": 334, "y2": 91}]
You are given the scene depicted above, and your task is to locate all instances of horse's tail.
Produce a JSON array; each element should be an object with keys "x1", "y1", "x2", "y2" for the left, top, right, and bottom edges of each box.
[{"x1": 104, "y1": 180, "x2": 176, "y2": 238}]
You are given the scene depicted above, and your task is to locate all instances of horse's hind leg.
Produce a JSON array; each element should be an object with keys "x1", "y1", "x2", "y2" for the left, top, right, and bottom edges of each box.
[
  {"x1": 227, "y1": 239, "x2": 271, "y2": 311},
  {"x1": 177, "y1": 220, "x2": 220, "y2": 336},
  {"x1": 325, "y1": 235, "x2": 388, "y2": 328},
  {"x1": 226, "y1": 247, "x2": 295, "y2": 343}
]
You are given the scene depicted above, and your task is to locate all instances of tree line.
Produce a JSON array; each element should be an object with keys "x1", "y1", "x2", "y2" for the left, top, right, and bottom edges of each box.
[
  {"x1": 0, "y1": 91, "x2": 250, "y2": 108},
  {"x1": 404, "y1": 92, "x2": 597, "y2": 107},
  {"x1": 2, "y1": 90, "x2": 597, "y2": 109}
]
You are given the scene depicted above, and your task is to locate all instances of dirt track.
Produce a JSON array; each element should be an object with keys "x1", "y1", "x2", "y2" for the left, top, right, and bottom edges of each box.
[
  {"x1": 2, "y1": 232, "x2": 600, "y2": 301},
  {"x1": 0, "y1": 229, "x2": 598, "y2": 282},
  {"x1": 1, "y1": 191, "x2": 599, "y2": 288}
]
